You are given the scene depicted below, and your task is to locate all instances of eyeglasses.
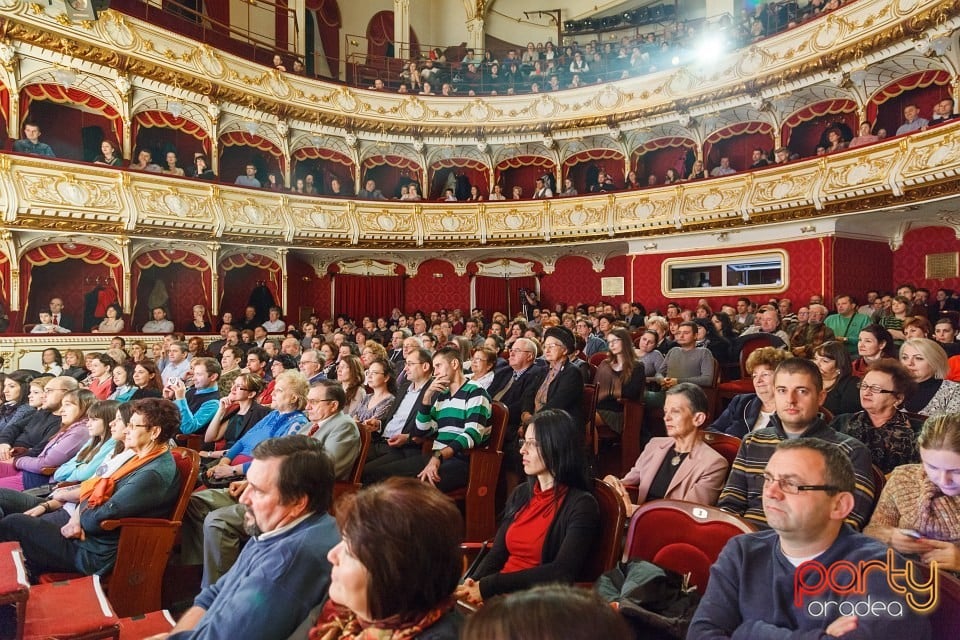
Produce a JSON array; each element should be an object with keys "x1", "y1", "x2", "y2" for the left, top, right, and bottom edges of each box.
[
  {"x1": 542, "y1": 342, "x2": 564, "y2": 350},
  {"x1": 856, "y1": 382, "x2": 896, "y2": 395},
  {"x1": 43, "y1": 388, "x2": 69, "y2": 394},
  {"x1": 125, "y1": 421, "x2": 151, "y2": 430},
  {"x1": 231, "y1": 383, "x2": 251, "y2": 392},
  {"x1": 761, "y1": 472, "x2": 839, "y2": 495}
]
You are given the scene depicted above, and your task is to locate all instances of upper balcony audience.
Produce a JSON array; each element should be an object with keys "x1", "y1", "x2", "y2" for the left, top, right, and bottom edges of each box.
[{"x1": 13, "y1": 122, "x2": 55, "y2": 158}]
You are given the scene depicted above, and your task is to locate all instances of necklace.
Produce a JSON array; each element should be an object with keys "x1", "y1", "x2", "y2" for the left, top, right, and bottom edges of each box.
[{"x1": 670, "y1": 447, "x2": 690, "y2": 467}]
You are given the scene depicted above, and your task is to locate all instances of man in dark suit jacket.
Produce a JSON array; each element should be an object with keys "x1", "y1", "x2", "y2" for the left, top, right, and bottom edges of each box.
[
  {"x1": 48, "y1": 298, "x2": 73, "y2": 331},
  {"x1": 361, "y1": 347, "x2": 433, "y2": 483},
  {"x1": 487, "y1": 337, "x2": 546, "y2": 433},
  {"x1": 520, "y1": 327, "x2": 584, "y2": 426}
]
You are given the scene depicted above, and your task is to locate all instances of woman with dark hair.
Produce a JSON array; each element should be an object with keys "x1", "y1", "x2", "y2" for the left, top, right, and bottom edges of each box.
[
  {"x1": 880, "y1": 295, "x2": 912, "y2": 344},
  {"x1": 336, "y1": 355, "x2": 367, "y2": 416},
  {"x1": 0, "y1": 371, "x2": 36, "y2": 434},
  {"x1": 41, "y1": 348, "x2": 63, "y2": 376},
  {"x1": 291, "y1": 477, "x2": 462, "y2": 639},
  {"x1": 202, "y1": 373, "x2": 269, "y2": 450},
  {"x1": 852, "y1": 324, "x2": 897, "y2": 377},
  {"x1": 461, "y1": 584, "x2": 631, "y2": 640},
  {"x1": 352, "y1": 358, "x2": 396, "y2": 433},
  {"x1": 693, "y1": 317, "x2": 732, "y2": 366},
  {"x1": 0, "y1": 389, "x2": 95, "y2": 490},
  {"x1": 108, "y1": 363, "x2": 136, "y2": 402},
  {"x1": 711, "y1": 312, "x2": 737, "y2": 343},
  {"x1": 131, "y1": 360, "x2": 164, "y2": 400},
  {"x1": 593, "y1": 328, "x2": 644, "y2": 434},
  {"x1": 709, "y1": 347, "x2": 790, "y2": 438},
  {"x1": 86, "y1": 353, "x2": 116, "y2": 400},
  {"x1": 831, "y1": 360, "x2": 918, "y2": 474},
  {"x1": 0, "y1": 397, "x2": 180, "y2": 575},
  {"x1": 191, "y1": 154, "x2": 216, "y2": 180},
  {"x1": 92, "y1": 303, "x2": 124, "y2": 333},
  {"x1": 456, "y1": 409, "x2": 598, "y2": 604},
  {"x1": 813, "y1": 340, "x2": 862, "y2": 416},
  {"x1": 52, "y1": 399, "x2": 121, "y2": 482}
]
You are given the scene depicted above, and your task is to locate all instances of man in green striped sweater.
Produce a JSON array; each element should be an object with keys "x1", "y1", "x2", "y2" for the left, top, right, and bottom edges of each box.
[
  {"x1": 375, "y1": 347, "x2": 492, "y2": 492},
  {"x1": 717, "y1": 358, "x2": 876, "y2": 530}
]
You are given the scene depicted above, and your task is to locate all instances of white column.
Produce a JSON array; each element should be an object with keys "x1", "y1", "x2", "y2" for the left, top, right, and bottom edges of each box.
[
  {"x1": 394, "y1": 0, "x2": 410, "y2": 60},
  {"x1": 466, "y1": 17, "x2": 484, "y2": 52}
]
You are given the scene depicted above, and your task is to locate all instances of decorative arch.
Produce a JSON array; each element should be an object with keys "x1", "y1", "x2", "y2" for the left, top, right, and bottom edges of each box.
[
  {"x1": 427, "y1": 157, "x2": 489, "y2": 200},
  {"x1": 131, "y1": 249, "x2": 212, "y2": 331},
  {"x1": 494, "y1": 155, "x2": 557, "y2": 197},
  {"x1": 292, "y1": 146, "x2": 357, "y2": 192},
  {"x1": 19, "y1": 242, "x2": 122, "y2": 331},
  {"x1": 562, "y1": 148, "x2": 625, "y2": 192},
  {"x1": 781, "y1": 99, "x2": 859, "y2": 158},
  {"x1": 630, "y1": 136, "x2": 698, "y2": 184},
  {"x1": 20, "y1": 83, "x2": 123, "y2": 162},
  {"x1": 219, "y1": 129, "x2": 285, "y2": 184},
  {"x1": 365, "y1": 11, "x2": 420, "y2": 61},
  {"x1": 867, "y1": 70, "x2": 953, "y2": 137},
  {"x1": 361, "y1": 153, "x2": 423, "y2": 199},
  {"x1": 132, "y1": 109, "x2": 212, "y2": 162},
  {"x1": 703, "y1": 122, "x2": 776, "y2": 172},
  {"x1": 217, "y1": 252, "x2": 283, "y2": 321}
]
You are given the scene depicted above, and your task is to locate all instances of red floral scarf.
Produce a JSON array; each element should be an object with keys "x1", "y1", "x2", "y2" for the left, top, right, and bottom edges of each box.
[{"x1": 308, "y1": 598, "x2": 453, "y2": 640}]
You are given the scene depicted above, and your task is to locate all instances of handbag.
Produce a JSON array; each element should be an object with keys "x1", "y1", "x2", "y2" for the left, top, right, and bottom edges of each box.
[{"x1": 595, "y1": 560, "x2": 701, "y2": 640}]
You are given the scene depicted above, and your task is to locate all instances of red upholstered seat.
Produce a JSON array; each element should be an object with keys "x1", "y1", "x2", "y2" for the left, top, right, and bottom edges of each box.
[
  {"x1": 623, "y1": 500, "x2": 755, "y2": 591},
  {"x1": 118, "y1": 610, "x2": 175, "y2": 639},
  {"x1": 0, "y1": 541, "x2": 29, "y2": 600},
  {"x1": 23, "y1": 576, "x2": 119, "y2": 640},
  {"x1": 701, "y1": 431, "x2": 742, "y2": 470}
]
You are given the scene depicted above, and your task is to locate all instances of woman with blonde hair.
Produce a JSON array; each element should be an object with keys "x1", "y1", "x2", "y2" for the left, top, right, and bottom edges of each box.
[
  {"x1": 865, "y1": 412, "x2": 960, "y2": 571},
  {"x1": 900, "y1": 338, "x2": 960, "y2": 416}
]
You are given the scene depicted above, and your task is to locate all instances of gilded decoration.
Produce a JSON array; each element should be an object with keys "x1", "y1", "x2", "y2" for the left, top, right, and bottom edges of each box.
[
  {"x1": 750, "y1": 169, "x2": 820, "y2": 209},
  {"x1": 901, "y1": 130, "x2": 960, "y2": 179},
  {"x1": 130, "y1": 184, "x2": 215, "y2": 228},
  {"x1": 13, "y1": 167, "x2": 122, "y2": 215},
  {"x1": 550, "y1": 202, "x2": 606, "y2": 236},
  {"x1": 2, "y1": 0, "x2": 949, "y2": 135}
]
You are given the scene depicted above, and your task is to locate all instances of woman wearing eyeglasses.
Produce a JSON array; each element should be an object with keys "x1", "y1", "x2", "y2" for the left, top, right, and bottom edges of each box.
[
  {"x1": 0, "y1": 398, "x2": 179, "y2": 576},
  {"x1": 708, "y1": 347, "x2": 789, "y2": 438},
  {"x1": 865, "y1": 413, "x2": 960, "y2": 572},
  {"x1": 831, "y1": 360, "x2": 918, "y2": 474},
  {"x1": 202, "y1": 373, "x2": 269, "y2": 452}
]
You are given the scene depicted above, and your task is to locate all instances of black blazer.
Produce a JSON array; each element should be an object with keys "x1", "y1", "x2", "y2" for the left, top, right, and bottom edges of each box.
[
  {"x1": 490, "y1": 364, "x2": 547, "y2": 428},
  {"x1": 521, "y1": 363, "x2": 584, "y2": 425},
  {"x1": 379, "y1": 377, "x2": 432, "y2": 441}
]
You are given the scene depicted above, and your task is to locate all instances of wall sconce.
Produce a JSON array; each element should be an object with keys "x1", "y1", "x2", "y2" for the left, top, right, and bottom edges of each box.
[
  {"x1": 168, "y1": 100, "x2": 183, "y2": 118},
  {"x1": 716, "y1": 232, "x2": 729, "y2": 242},
  {"x1": 432, "y1": 273, "x2": 444, "y2": 278},
  {"x1": 243, "y1": 121, "x2": 260, "y2": 135},
  {"x1": 800, "y1": 225, "x2": 816, "y2": 234}
]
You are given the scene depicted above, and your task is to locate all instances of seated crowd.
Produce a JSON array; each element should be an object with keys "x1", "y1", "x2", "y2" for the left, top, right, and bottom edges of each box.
[{"x1": 0, "y1": 281, "x2": 958, "y2": 636}]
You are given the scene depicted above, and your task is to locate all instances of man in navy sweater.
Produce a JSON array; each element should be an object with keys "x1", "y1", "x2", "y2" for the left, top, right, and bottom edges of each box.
[
  {"x1": 689, "y1": 438, "x2": 931, "y2": 638},
  {"x1": 163, "y1": 436, "x2": 339, "y2": 640}
]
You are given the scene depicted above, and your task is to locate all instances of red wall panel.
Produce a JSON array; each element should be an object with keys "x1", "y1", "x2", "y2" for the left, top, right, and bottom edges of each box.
[
  {"x1": 404, "y1": 259, "x2": 470, "y2": 314},
  {"x1": 833, "y1": 237, "x2": 893, "y2": 303},
  {"x1": 893, "y1": 226, "x2": 960, "y2": 293},
  {"x1": 540, "y1": 255, "x2": 629, "y2": 309},
  {"x1": 629, "y1": 237, "x2": 832, "y2": 314},
  {"x1": 286, "y1": 255, "x2": 331, "y2": 323}
]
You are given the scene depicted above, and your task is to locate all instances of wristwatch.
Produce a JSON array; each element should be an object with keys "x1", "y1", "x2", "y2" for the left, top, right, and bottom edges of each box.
[{"x1": 433, "y1": 449, "x2": 444, "y2": 461}]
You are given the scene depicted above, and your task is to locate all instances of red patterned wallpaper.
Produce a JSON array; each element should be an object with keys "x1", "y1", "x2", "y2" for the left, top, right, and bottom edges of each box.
[
  {"x1": 540, "y1": 255, "x2": 629, "y2": 309},
  {"x1": 287, "y1": 255, "x2": 331, "y2": 322},
  {"x1": 833, "y1": 237, "x2": 893, "y2": 302},
  {"x1": 404, "y1": 259, "x2": 471, "y2": 313},
  {"x1": 629, "y1": 237, "x2": 833, "y2": 314},
  {"x1": 893, "y1": 226, "x2": 960, "y2": 293}
]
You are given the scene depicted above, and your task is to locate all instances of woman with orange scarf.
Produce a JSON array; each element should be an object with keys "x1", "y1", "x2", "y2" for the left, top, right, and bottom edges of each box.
[{"x1": 0, "y1": 398, "x2": 181, "y2": 577}]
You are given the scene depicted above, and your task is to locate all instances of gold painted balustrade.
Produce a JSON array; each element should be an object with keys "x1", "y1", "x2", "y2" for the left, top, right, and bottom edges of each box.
[{"x1": 2, "y1": 120, "x2": 960, "y2": 250}]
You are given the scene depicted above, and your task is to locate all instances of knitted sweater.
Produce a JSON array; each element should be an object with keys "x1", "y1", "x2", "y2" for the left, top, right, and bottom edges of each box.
[
  {"x1": 415, "y1": 380, "x2": 492, "y2": 454},
  {"x1": 864, "y1": 464, "x2": 960, "y2": 544}
]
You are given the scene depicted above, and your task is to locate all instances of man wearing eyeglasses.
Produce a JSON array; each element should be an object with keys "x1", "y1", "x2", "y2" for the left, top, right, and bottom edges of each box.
[
  {"x1": 0, "y1": 377, "x2": 77, "y2": 461},
  {"x1": 689, "y1": 438, "x2": 931, "y2": 639},
  {"x1": 718, "y1": 358, "x2": 875, "y2": 530},
  {"x1": 362, "y1": 348, "x2": 434, "y2": 483},
  {"x1": 297, "y1": 348, "x2": 326, "y2": 385}
]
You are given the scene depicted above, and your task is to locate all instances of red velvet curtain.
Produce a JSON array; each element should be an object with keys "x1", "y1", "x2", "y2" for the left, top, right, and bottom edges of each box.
[
  {"x1": 334, "y1": 275, "x2": 403, "y2": 320},
  {"x1": 20, "y1": 244, "x2": 122, "y2": 331},
  {"x1": 19, "y1": 99, "x2": 115, "y2": 162},
  {"x1": 293, "y1": 147, "x2": 356, "y2": 191},
  {"x1": 132, "y1": 250, "x2": 212, "y2": 330},
  {"x1": 218, "y1": 254, "x2": 282, "y2": 318},
  {"x1": 306, "y1": 0, "x2": 341, "y2": 77},
  {"x1": 475, "y1": 276, "x2": 537, "y2": 319}
]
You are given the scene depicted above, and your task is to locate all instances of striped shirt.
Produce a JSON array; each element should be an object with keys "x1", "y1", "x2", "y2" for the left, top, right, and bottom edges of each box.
[
  {"x1": 717, "y1": 416, "x2": 876, "y2": 530},
  {"x1": 415, "y1": 380, "x2": 492, "y2": 454}
]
